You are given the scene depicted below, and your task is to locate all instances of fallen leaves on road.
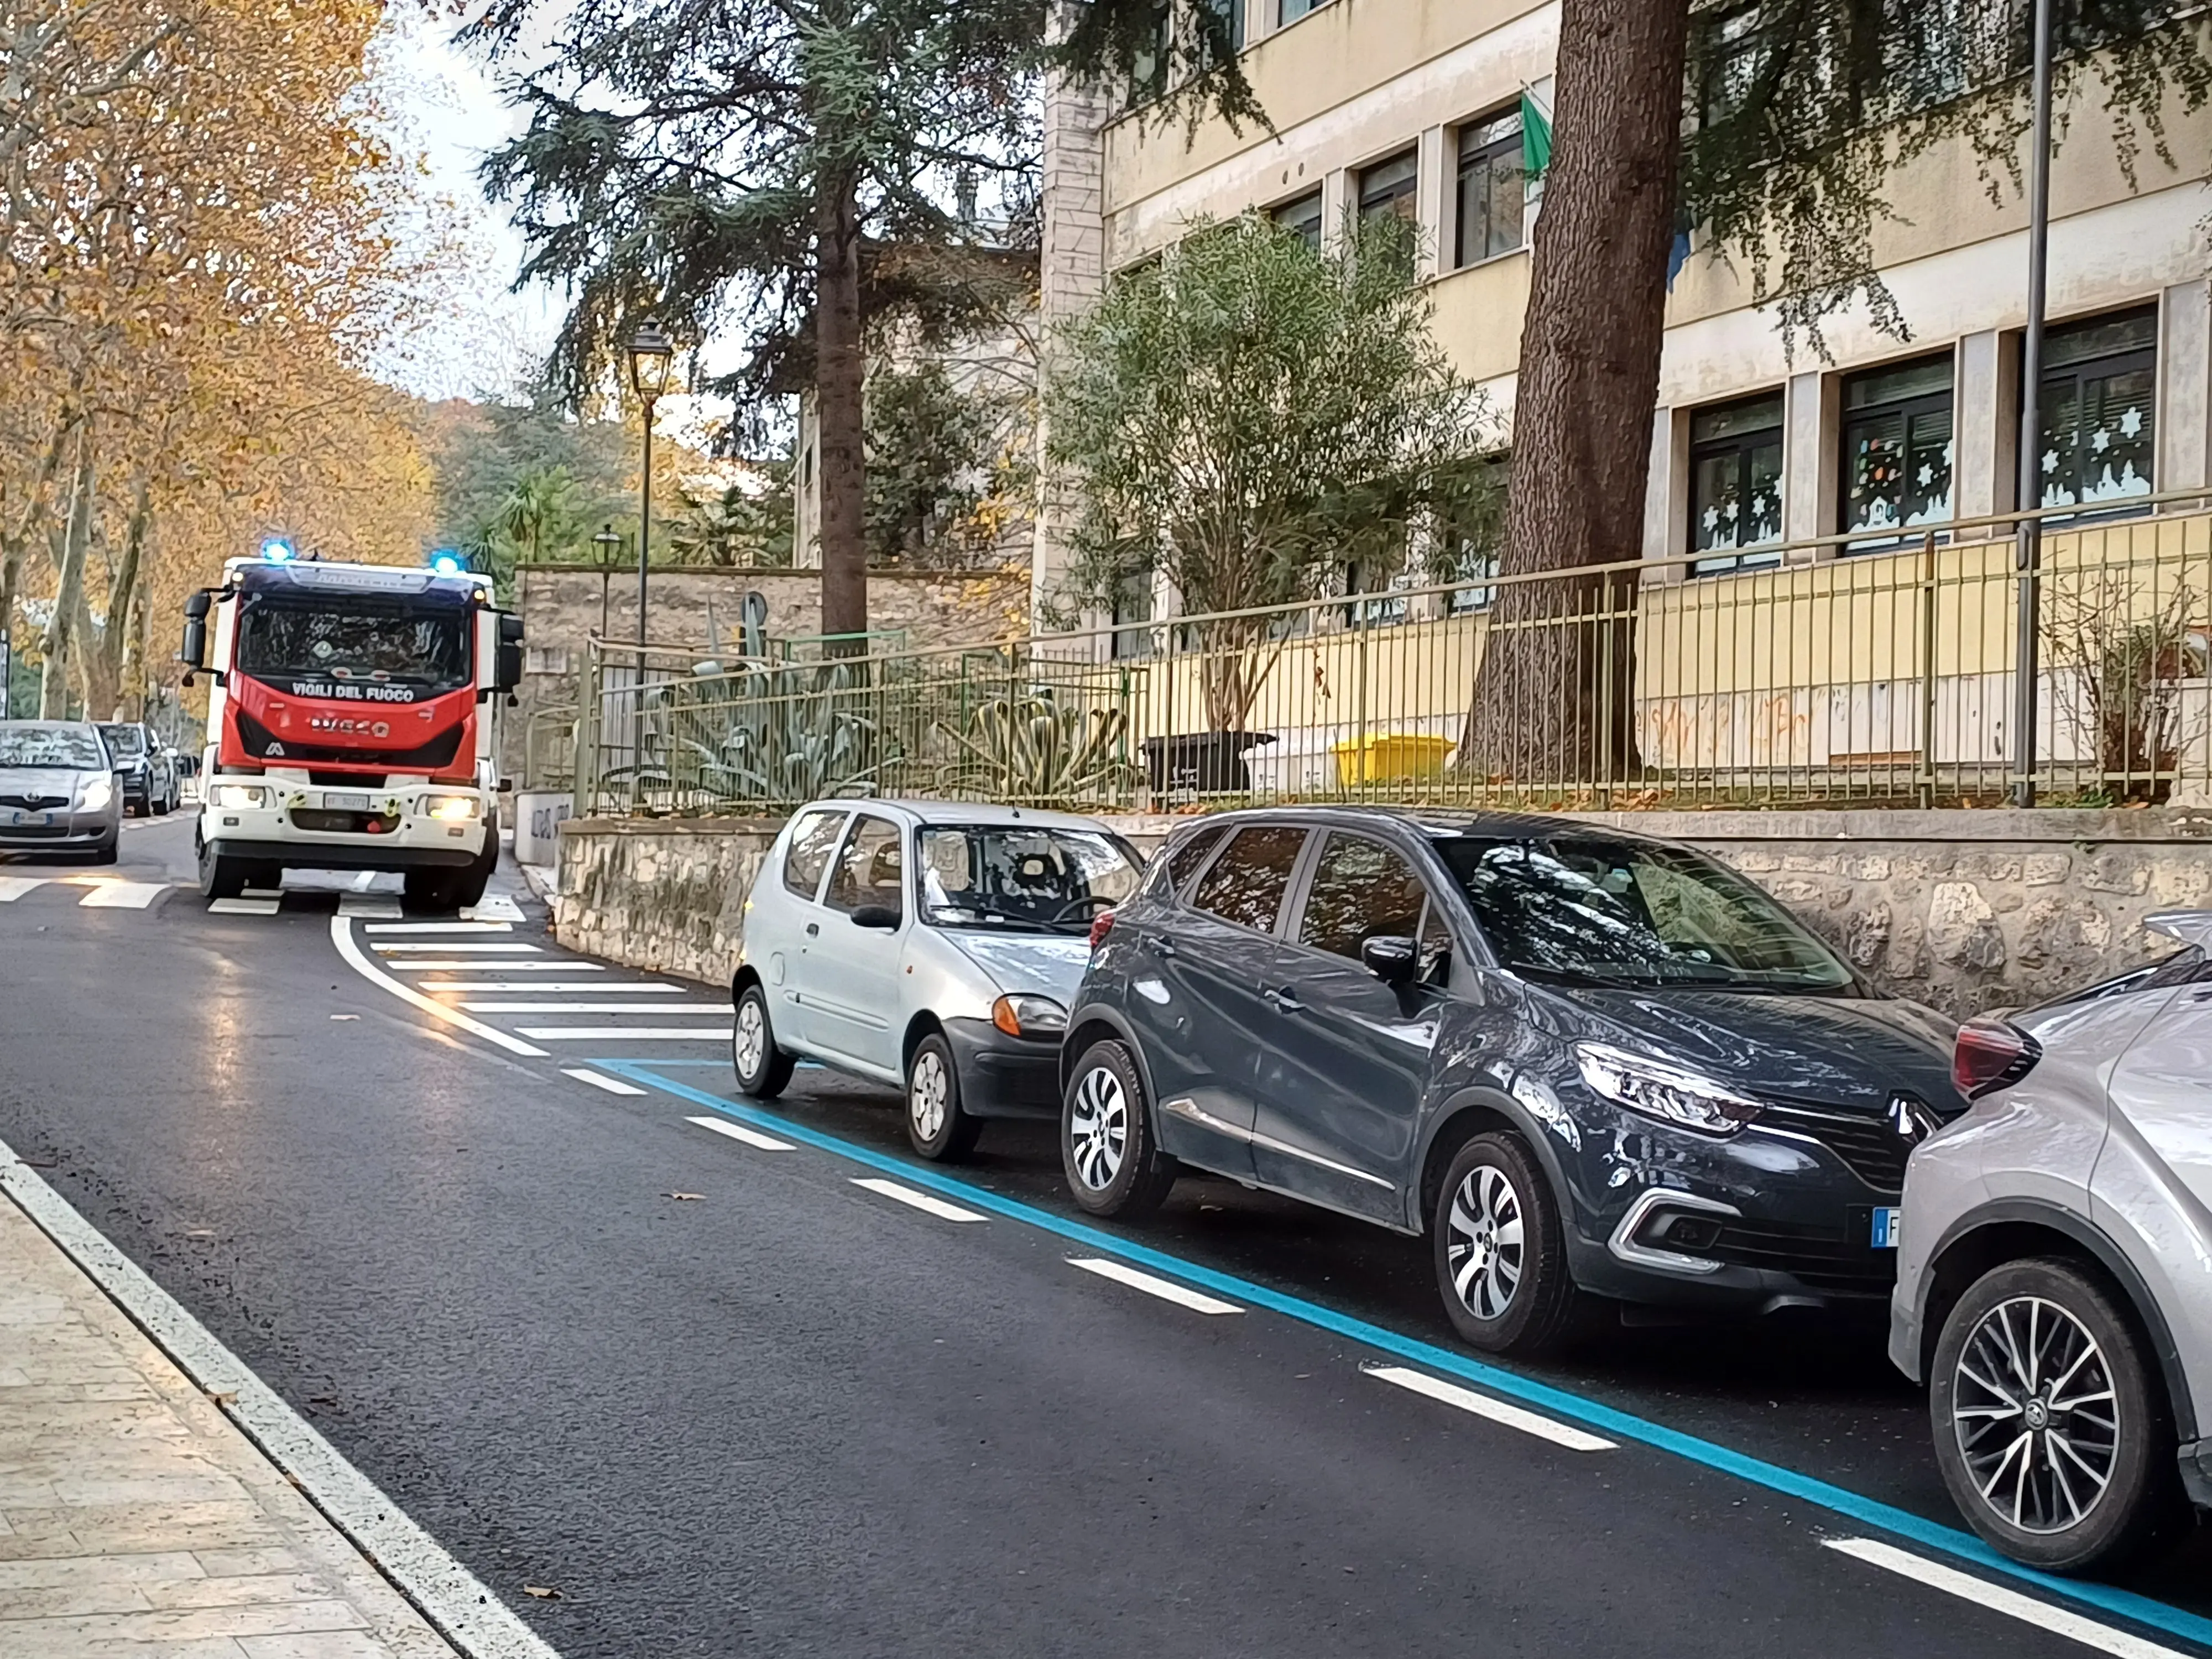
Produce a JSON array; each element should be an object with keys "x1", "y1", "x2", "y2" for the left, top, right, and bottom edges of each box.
[
  {"x1": 524, "y1": 1585, "x2": 564, "y2": 1599},
  {"x1": 663, "y1": 1192, "x2": 705, "y2": 1201}
]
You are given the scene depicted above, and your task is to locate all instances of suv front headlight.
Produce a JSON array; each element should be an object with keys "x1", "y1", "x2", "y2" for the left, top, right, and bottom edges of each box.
[
  {"x1": 78, "y1": 775, "x2": 113, "y2": 811},
  {"x1": 1574, "y1": 1042, "x2": 1762, "y2": 1136}
]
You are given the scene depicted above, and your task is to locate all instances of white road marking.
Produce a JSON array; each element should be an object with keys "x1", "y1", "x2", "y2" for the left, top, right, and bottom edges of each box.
[
  {"x1": 462, "y1": 1001, "x2": 720, "y2": 1013},
  {"x1": 366, "y1": 921, "x2": 513, "y2": 935},
  {"x1": 337, "y1": 894, "x2": 402, "y2": 920},
  {"x1": 464, "y1": 893, "x2": 526, "y2": 922},
  {"x1": 242, "y1": 886, "x2": 283, "y2": 898},
  {"x1": 393, "y1": 959, "x2": 599, "y2": 972},
  {"x1": 1364, "y1": 1365, "x2": 1616, "y2": 1452},
  {"x1": 208, "y1": 896, "x2": 281, "y2": 916},
  {"x1": 0, "y1": 1138, "x2": 562, "y2": 1659},
  {"x1": 76, "y1": 880, "x2": 168, "y2": 909},
  {"x1": 1067, "y1": 1256, "x2": 1243, "y2": 1315},
  {"x1": 328, "y1": 918, "x2": 548, "y2": 1058},
  {"x1": 687, "y1": 1115, "x2": 795, "y2": 1151},
  {"x1": 421, "y1": 980, "x2": 679, "y2": 993},
  {"x1": 514, "y1": 1026, "x2": 733, "y2": 1041},
  {"x1": 851, "y1": 1177, "x2": 986, "y2": 1223},
  {"x1": 1823, "y1": 1538, "x2": 2190, "y2": 1659},
  {"x1": 372, "y1": 942, "x2": 540, "y2": 954},
  {"x1": 0, "y1": 877, "x2": 47, "y2": 901},
  {"x1": 349, "y1": 870, "x2": 378, "y2": 891},
  {"x1": 561, "y1": 1067, "x2": 648, "y2": 1096}
]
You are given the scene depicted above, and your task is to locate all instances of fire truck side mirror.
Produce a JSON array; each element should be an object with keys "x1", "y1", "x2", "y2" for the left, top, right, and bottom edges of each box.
[
  {"x1": 179, "y1": 591, "x2": 212, "y2": 674},
  {"x1": 495, "y1": 613, "x2": 525, "y2": 693}
]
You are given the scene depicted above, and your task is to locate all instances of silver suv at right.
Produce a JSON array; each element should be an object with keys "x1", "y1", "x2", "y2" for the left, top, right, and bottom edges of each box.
[{"x1": 1890, "y1": 909, "x2": 2212, "y2": 1573}]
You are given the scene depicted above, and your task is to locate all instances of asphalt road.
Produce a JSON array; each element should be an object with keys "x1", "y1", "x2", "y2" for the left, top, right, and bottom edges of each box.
[{"x1": 4, "y1": 813, "x2": 2210, "y2": 1659}]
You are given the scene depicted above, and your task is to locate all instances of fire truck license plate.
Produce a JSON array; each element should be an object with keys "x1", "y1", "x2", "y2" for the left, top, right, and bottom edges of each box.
[{"x1": 322, "y1": 792, "x2": 370, "y2": 811}]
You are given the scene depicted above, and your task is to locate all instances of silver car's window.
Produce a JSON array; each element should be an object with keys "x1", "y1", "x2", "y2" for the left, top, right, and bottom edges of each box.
[
  {"x1": 1190, "y1": 826, "x2": 1306, "y2": 935},
  {"x1": 919, "y1": 827, "x2": 1142, "y2": 933},
  {"x1": 98, "y1": 724, "x2": 145, "y2": 756},
  {"x1": 825, "y1": 815, "x2": 904, "y2": 921},
  {"x1": 1435, "y1": 834, "x2": 1853, "y2": 993},
  {"x1": 1297, "y1": 834, "x2": 1428, "y2": 961},
  {"x1": 0, "y1": 727, "x2": 103, "y2": 769},
  {"x1": 782, "y1": 809, "x2": 846, "y2": 900}
]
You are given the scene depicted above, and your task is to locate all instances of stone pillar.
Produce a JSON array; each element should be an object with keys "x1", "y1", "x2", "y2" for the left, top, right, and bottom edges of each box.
[
  {"x1": 1954, "y1": 329, "x2": 2008, "y2": 527},
  {"x1": 2157, "y1": 280, "x2": 2211, "y2": 494},
  {"x1": 1032, "y1": 7, "x2": 1114, "y2": 645},
  {"x1": 1416, "y1": 125, "x2": 1448, "y2": 281},
  {"x1": 1641, "y1": 405, "x2": 1688, "y2": 574},
  {"x1": 1781, "y1": 369, "x2": 1833, "y2": 550}
]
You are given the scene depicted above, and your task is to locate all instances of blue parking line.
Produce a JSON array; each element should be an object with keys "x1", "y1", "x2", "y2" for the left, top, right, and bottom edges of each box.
[{"x1": 602, "y1": 1056, "x2": 2212, "y2": 1652}]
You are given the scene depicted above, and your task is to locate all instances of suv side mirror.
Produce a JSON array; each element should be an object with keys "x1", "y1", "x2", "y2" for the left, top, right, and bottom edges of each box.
[
  {"x1": 495, "y1": 613, "x2": 525, "y2": 693},
  {"x1": 849, "y1": 905, "x2": 900, "y2": 931},
  {"x1": 1360, "y1": 935, "x2": 1417, "y2": 985}
]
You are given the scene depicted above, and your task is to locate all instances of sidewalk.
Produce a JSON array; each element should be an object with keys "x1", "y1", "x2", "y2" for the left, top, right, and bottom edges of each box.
[{"x1": 0, "y1": 1193, "x2": 457, "y2": 1659}]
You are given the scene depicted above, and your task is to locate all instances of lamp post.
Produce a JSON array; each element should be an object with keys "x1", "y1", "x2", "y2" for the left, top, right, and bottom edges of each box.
[
  {"x1": 2010, "y1": 0, "x2": 2056, "y2": 807},
  {"x1": 624, "y1": 320, "x2": 675, "y2": 806}
]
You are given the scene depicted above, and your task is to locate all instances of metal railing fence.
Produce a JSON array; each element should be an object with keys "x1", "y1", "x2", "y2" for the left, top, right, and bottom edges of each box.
[{"x1": 573, "y1": 492, "x2": 2212, "y2": 818}]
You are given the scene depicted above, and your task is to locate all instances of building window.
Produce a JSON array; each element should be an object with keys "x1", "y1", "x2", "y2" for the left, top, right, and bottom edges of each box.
[
  {"x1": 1840, "y1": 352, "x2": 1954, "y2": 546},
  {"x1": 1455, "y1": 109, "x2": 1524, "y2": 267},
  {"x1": 1110, "y1": 572, "x2": 1154, "y2": 660},
  {"x1": 2034, "y1": 305, "x2": 2156, "y2": 514},
  {"x1": 1357, "y1": 149, "x2": 1418, "y2": 224},
  {"x1": 1271, "y1": 189, "x2": 1322, "y2": 251},
  {"x1": 1343, "y1": 559, "x2": 1413, "y2": 629},
  {"x1": 1197, "y1": 0, "x2": 1244, "y2": 60},
  {"x1": 1126, "y1": 0, "x2": 1171, "y2": 106},
  {"x1": 1280, "y1": 0, "x2": 1329, "y2": 23},
  {"x1": 1698, "y1": 3, "x2": 1773, "y2": 127},
  {"x1": 1688, "y1": 393, "x2": 1785, "y2": 575}
]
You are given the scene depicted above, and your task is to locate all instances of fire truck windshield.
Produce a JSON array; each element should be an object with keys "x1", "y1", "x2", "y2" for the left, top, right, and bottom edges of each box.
[{"x1": 236, "y1": 594, "x2": 472, "y2": 701}]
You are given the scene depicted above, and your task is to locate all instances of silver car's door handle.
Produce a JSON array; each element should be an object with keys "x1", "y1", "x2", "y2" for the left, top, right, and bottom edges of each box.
[{"x1": 805, "y1": 922, "x2": 820, "y2": 937}]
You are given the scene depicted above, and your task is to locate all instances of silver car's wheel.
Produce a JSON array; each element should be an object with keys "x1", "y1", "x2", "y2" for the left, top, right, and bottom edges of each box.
[
  {"x1": 734, "y1": 998, "x2": 766, "y2": 1077},
  {"x1": 909, "y1": 1047, "x2": 950, "y2": 1144},
  {"x1": 729, "y1": 983, "x2": 793, "y2": 1099},
  {"x1": 1067, "y1": 1063, "x2": 1128, "y2": 1193},
  {"x1": 1953, "y1": 1295, "x2": 2120, "y2": 1536},
  {"x1": 1445, "y1": 1164, "x2": 1525, "y2": 1322}
]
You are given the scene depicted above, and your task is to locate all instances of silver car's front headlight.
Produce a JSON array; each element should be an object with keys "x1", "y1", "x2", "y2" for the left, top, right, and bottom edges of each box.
[
  {"x1": 991, "y1": 994, "x2": 1068, "y2": 1038},
  {"x1": 1574, "y1": 1042, "x2": 1763, "y2": 1136},
  {"x1": 77, "y1": 775, "x2": 113, "y2": 812}
]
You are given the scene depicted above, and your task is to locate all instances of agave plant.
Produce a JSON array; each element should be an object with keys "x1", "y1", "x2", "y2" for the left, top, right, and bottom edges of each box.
[
  {"x1": 677, "y1": 662, "x2": 886, "y2": 806},
  {"x1": 934, "y1": 691, "x2": 1138, "y2": 807}
]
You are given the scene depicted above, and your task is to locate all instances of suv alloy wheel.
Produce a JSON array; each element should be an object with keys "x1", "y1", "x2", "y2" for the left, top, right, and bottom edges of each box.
[
  {"x1": 1061, "y1": 1039, "x2": 1177, "y2": 1218},
  {"x1": 731, "y1": 982, "x2": 796, "y2": 1099},
  {"x1": 906, "y1": 1033, "x2": 980, "y2": 1162},
  {"x1": 1931, "y1": 1256, "x2": 2185, "y2": 1573},
  {"x1": 1433, "y1": 1132, "x2": 1589, "y2": 1357}
]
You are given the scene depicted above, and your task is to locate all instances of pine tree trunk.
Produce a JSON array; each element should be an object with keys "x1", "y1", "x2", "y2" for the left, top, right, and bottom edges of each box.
[
  {"x1": 88, "y1": 472, "x2": 151, "y2": 718},
  {"x1": 814, "y1": 169, "x2": 869, "y2": 648},
  {"x1": 38, "y1": 435, "x2": 94, "y2": 719},
  {"x1": 1459, "y1": 0, "x2": 1690, "y2": 791},
  {"x1": 1, "y1": 415, "x2": 74, "y2": 702}
]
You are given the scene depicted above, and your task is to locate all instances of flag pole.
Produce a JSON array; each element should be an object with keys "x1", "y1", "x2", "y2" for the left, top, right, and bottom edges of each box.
[{"x1": 2011, "y1": 0, "x2": 2055, "y2": 808}]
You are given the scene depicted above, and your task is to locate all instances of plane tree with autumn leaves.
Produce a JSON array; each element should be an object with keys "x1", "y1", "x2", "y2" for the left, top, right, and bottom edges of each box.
[{"x1": 0, "y1": 0, "x2": 446, "y2": 722}]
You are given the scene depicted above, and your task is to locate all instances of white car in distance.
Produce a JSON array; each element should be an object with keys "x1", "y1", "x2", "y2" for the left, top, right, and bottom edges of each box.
[{"x1": 731, "y1": 800, "x2": 1145, "y2": 1160}]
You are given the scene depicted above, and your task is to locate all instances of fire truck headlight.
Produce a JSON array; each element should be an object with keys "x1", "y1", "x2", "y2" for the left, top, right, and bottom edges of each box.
[
  {"x1": 213, "y1": 784, "x2": 268, "y2": 810},
  {"x1": 422, "y1": 794, "x2": 482, "y2": 822}
]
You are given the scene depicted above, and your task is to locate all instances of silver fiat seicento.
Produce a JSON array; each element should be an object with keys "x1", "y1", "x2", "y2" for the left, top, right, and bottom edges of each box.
[
  {"x1": 1890, "y1": 909, "x2": 2212, "y2": 1574},
  {"x1": 727, "y1": 799, "x2": 1145, "y2": 1161}
]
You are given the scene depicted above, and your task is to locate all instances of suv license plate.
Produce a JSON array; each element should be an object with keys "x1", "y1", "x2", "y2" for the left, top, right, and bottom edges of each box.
[
  {"x1": 322, "y1": 792, "x2": 370, "y2": 811},
  {"x1": 1870, "y1": 1207, "x2": 1903, "y2": 1249}
]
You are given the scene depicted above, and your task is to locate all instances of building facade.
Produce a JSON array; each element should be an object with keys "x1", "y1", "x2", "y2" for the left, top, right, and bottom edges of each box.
[{"x1": 1037, "y1": 0, "x2": 2212, "y2": 601}]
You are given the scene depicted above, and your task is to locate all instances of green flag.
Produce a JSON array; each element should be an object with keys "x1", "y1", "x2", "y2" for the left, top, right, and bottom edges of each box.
[{"x1": 1521, "y1": 90, "x2": 1552, "y2": 178}]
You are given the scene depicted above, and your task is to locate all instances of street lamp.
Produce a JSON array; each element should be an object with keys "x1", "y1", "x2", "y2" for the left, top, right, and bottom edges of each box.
[
  {"x1": 2011, "y1": 0, "x2": 2055, "y2": 807},
  {"x1": 625, "y1": 320, "x2": 675, "y2": 805}
]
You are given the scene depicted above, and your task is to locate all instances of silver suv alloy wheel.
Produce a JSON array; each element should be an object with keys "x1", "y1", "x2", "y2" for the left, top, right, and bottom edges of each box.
[
  {"x1": 733, "y1": 996, "x2": 768, "y2": 1082},
  {"x1": 909, "y1": 1047, "x2": 951, "y2": 1143},
  {"x1": 1952, "y1": 1295, "x2": 2120, "y2": 1535},
  {"x1": 1445, "y1": 1164, "x2": 1525, "y2": 1322},
  {"x1": 1067, "y1": 1062, "x2": 1128, "y2": 1192}
]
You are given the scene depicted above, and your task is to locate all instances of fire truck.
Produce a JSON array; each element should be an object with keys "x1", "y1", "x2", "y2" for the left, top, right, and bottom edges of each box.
[{"x1": 180, "y1": 548, "x2": 524, "y2": 909}]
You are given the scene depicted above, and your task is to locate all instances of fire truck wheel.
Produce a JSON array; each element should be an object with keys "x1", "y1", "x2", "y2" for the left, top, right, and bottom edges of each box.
[
  {"x1": 198, "y1": 843, "x2": 247, "y2": 900},
  {"x1": 402, "y1": 868, "x2": 460, "y2": 913}
]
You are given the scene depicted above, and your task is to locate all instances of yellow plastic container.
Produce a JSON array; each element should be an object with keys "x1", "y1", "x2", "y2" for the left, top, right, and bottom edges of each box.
[{"x1": 1332, "y1": 732, "x2": 1455, "y2": 786}]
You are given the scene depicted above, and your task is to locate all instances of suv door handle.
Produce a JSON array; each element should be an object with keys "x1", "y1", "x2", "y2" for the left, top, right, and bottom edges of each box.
[
  {"x1": 1262, "y1": 985, "x2": 1302, "y2": 1011},
  {"x1": 1146, "y1": 936, "x2": 1177, "y2": 958}
]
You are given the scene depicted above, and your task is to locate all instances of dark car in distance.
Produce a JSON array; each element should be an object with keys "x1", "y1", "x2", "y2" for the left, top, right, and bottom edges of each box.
[
  {"x1": 1061, "y1": 808, "x2": 1963, "y2": 1355},
  {"x1": 96, "y1": 722, "x2": 179, "y2": 816}
]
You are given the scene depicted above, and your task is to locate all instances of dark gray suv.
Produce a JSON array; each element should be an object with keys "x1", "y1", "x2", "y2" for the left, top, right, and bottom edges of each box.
[{"x1": 1060, "y1": 808, "x2": 1962, "y2": 1355}]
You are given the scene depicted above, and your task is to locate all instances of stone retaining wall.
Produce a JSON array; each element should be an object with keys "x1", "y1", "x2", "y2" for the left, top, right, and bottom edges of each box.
[{"x1": 557, "y1": 806, "x2": 2212, "y2": 1016}]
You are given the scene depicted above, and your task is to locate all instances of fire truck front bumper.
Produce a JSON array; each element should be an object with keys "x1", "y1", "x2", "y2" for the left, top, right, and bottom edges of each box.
[{"x1": 200, "y1": 782, "x2": 491, "y2": 869}]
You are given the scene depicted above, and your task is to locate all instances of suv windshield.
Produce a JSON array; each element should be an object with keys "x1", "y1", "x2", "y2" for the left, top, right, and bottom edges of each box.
[
  {"x1": 0, "y1": 726, "x2": 104, "y2": 769},
  {"x1": 97, "y1": 724, "x2": 145, "y2": 757},
  {"x1": 918, "y1": 826, "x2": 1143, "y2": 932},
  {"x1": 1433, "y1": 833, "x2": 1855, "y2": 994},
  {"x1": 236, "y1": 595, "x2": 471, "y2": 699}
]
